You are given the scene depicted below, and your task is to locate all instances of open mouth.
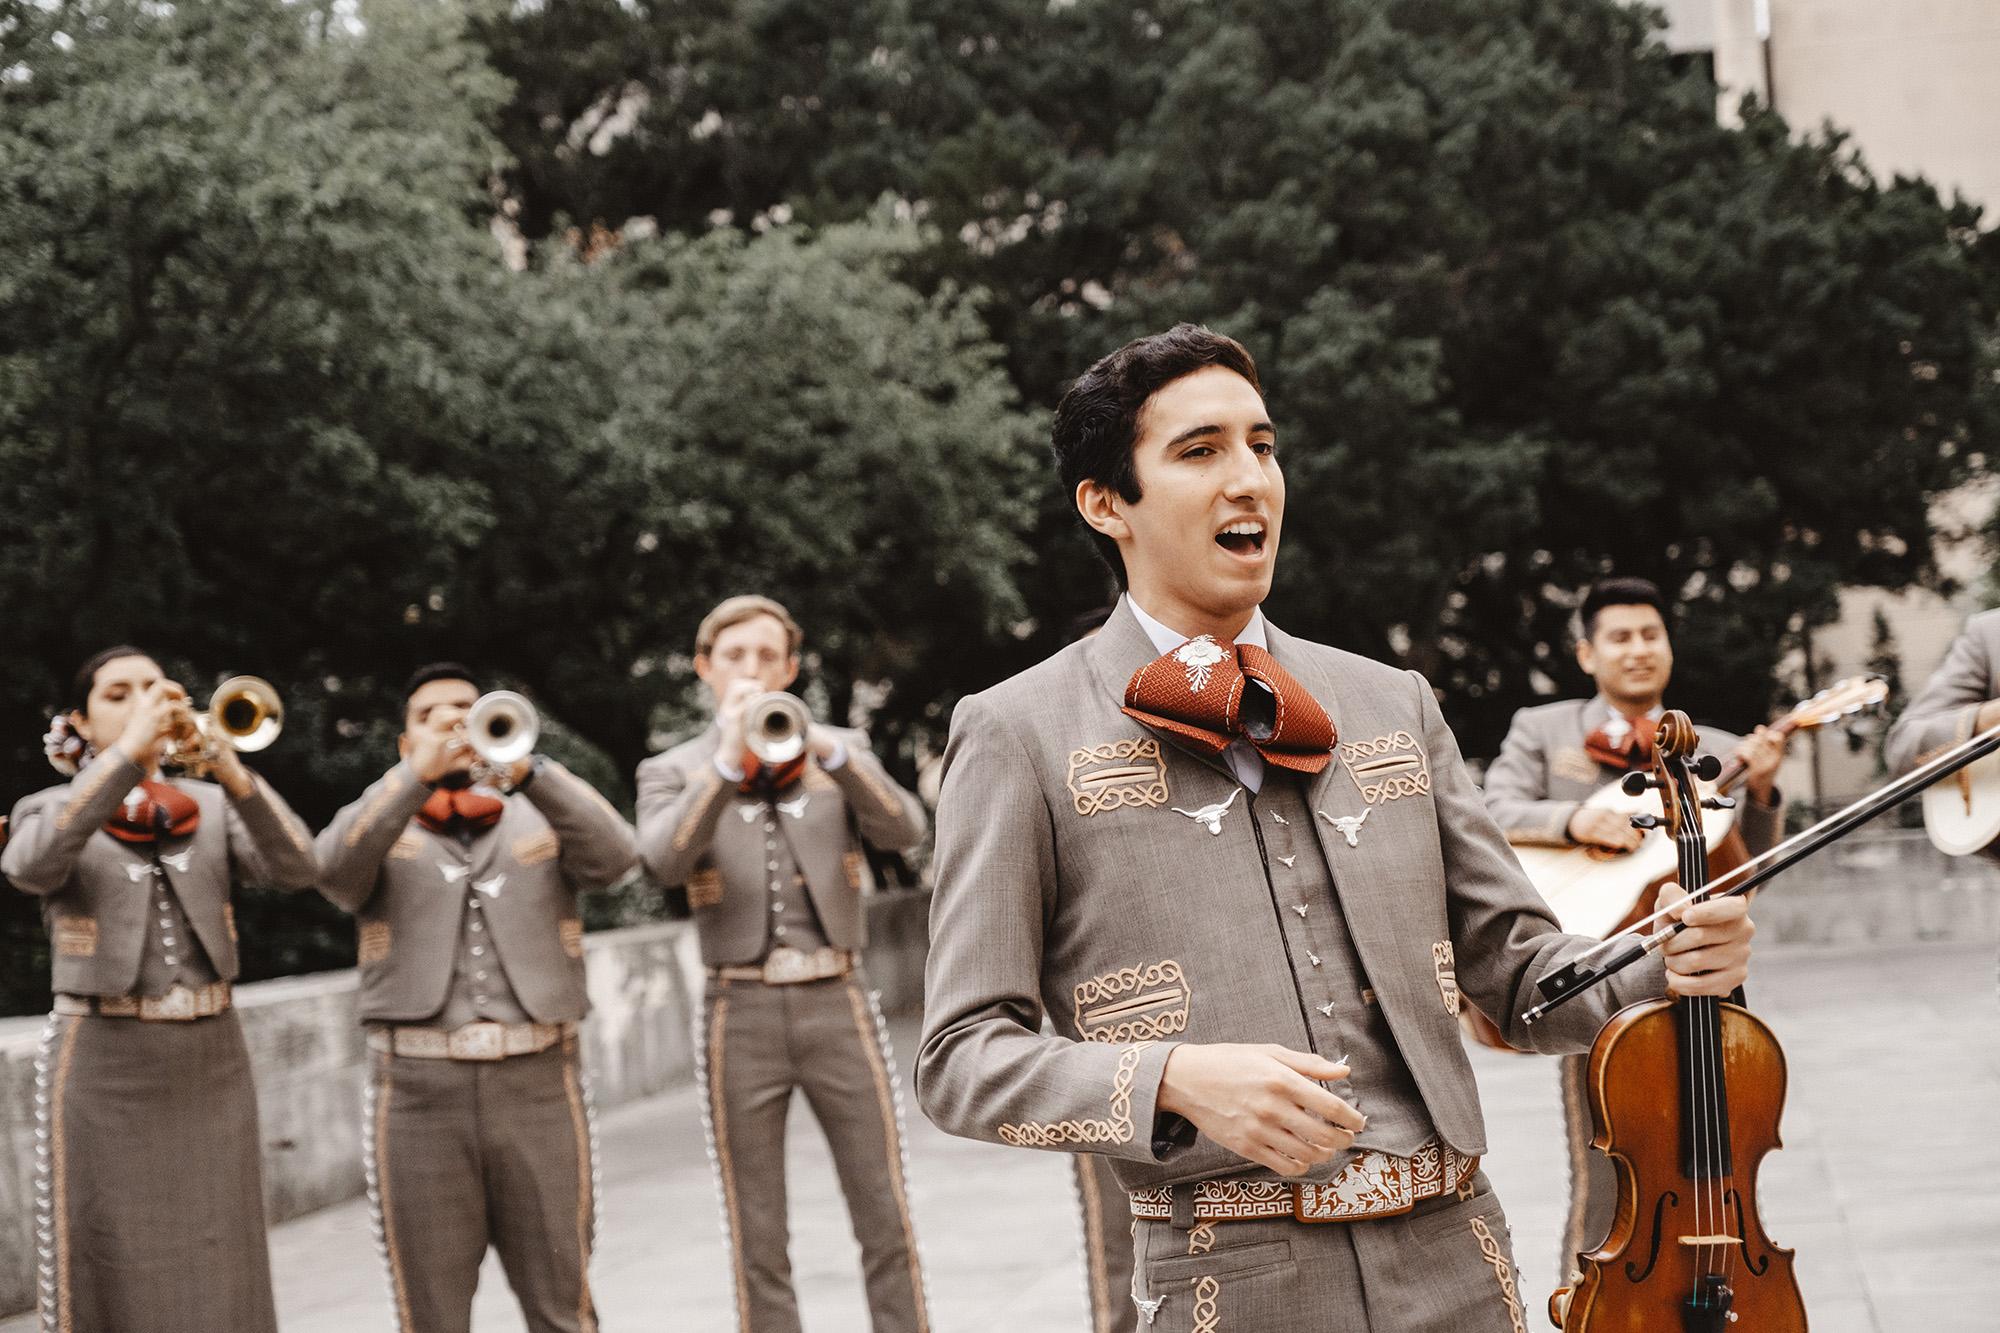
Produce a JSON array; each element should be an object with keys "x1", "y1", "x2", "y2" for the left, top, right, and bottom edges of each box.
[{"x1": 1215, "y1": 519, "x2": 1267, "y2": 559}]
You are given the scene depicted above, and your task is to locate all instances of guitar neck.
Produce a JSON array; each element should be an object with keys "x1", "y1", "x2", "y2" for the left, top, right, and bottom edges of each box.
[{"x1": 1710, "y1": 713, "x2": 1806, "y2": 795}]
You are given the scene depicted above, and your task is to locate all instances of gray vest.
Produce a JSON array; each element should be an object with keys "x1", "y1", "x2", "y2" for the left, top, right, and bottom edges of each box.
[{"x1": 1249, "y1": 776, "x2": 1431, "y2": 1167}]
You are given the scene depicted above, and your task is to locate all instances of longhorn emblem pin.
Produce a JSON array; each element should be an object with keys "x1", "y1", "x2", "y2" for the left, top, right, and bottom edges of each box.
[
  {"x1": 1318, "y1": 807, "x2": 1370, "y2": 848},
  {"x1": 1171, "y1": 788, "x2": 1241, "y2": 836}
]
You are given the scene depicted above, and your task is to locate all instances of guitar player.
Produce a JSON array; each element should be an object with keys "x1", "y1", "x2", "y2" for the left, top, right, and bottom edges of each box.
[{"x1": 1481, "y1": 576, "x2": 1789, "y2": 1278}]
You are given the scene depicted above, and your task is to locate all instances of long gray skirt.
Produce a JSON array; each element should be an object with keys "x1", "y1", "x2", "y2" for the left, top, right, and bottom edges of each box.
[{"x1": 33, "y1": 1008, "x2": 278, "y2": 1333}]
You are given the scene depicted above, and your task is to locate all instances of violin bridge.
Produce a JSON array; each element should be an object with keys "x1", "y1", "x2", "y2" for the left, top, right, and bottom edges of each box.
[{"x1": 1676, "y1": 1235, "x2": 1743, "y2": 1247}]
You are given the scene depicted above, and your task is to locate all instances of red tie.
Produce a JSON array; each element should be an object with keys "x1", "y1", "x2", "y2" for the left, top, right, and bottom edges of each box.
[
  {"x1": 103, "y1": 780, "x2": 202, "y2": 844},
  {"x1": 1123, "y1": 637, "x2": 1336, "y2": 776},
  {"x1": 738, "y1": 752, "x2": 808, "y2": 796},
  {"x1": 1584, "y1": 719, "x2": 1657, "y2": 773},
  {"x1": 415, "y1": 785, "x2": 506, "y2": 835}
]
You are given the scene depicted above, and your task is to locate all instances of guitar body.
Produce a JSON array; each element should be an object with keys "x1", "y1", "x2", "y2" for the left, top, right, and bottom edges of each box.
[
  {"x1": 1920, "y1": 749, "x2": 2000, "y2": 856},
  {"x1": 1514, "y1": 780, "x2": 1739, "y2": 940}
]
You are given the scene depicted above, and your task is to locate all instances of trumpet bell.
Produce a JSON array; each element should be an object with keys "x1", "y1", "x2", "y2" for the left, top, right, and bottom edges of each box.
[
  {"x1": 207, "y1": 675, "x2": 283, "y2": 753},
  {"x1": 467, "y1": 690, "x2": 539, "y2": 766},
  {"x1": 744, "y1": 692, "x2": 811, "y2": 766}
]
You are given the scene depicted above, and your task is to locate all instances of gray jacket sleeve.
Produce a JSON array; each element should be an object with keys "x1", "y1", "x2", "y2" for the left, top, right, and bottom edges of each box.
[
  {"x1": 223, "y1": 772, "x2": 319, "y2": 891},
  {"x1": 634, "y1": 752, "x2": 733, "y2": 887},
  {"x1": 314, "y1": 762, "x2": 431, "y2": 913},
  {"x1": 1417, "y1": 675, "x2": 1667, "y2": 1051},
  {"x1": 1886, "y1": 619, "x2": 1995, "y2": 777},
  {"x1": 916, "y1": 693, "x2": 1185, "y2": 1163},
  {"x1": 1480, "y1": 711, "x2": 1580, "y2": 846},
  {"x1": 520, "y1": 760, "x2": 639, "y2": 892},
  {"x1": 1, "y1": 751, "x2": 145, "y2": 896},
  {"x1": 823, "y1": 733, "x2": 928, "y2": 853}
]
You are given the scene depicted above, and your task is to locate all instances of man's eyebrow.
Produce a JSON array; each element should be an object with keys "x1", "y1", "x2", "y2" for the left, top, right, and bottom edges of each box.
[{"x1": 1165, "y1": 424, "x2": 1223, "y2": 448}]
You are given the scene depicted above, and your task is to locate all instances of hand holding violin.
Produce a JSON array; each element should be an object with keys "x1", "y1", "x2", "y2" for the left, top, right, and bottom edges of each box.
[{"x1": 1652, "y1": 881, "x2": 1754, "y2": 997}]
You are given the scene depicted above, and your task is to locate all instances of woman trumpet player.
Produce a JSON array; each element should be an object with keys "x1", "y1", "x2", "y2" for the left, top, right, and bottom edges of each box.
[{"x1": 2, "y1": 646, "x2": 315, "y2": 1333}]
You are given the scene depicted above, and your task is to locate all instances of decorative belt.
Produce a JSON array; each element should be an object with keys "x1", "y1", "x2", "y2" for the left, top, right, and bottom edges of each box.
[
  {"x1": 1129, "y1": 1141, "x2": 1478, "y2": 1225},
  {"x1": 709, "y1": 946, "x2": 854, "y2": 986},
  {"x1": 368, "y1": 1020, "x2": 572, "y2": 1062},
  {"x1": 55, "y1": 981, "x2": 233, "y2": 1022}
]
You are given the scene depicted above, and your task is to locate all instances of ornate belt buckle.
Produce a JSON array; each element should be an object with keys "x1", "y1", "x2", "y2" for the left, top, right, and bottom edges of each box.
[
  {"x1": 449, "y1": 1022, "x2": 508, "y2": 1060},
  {"x1": 151, "y1": 985, "x2": 197, "y2": 1021},
  {"x1": 762, "y1": 946, "x2": 812, "y2": 985}
]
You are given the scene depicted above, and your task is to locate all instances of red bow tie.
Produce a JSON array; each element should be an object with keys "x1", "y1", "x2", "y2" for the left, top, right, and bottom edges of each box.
[
  {"x1": 103, "y1": 779, "x2": 201, "y2": 844},
  {"x1": 1123, "y1": 637, "x2": 1336, "y2": 776},
  {"x1": 738, "y1": 752, "x2": 807, "y2": 796},
  {"x1": 416, "y1": 785, "x2": 506, "y2": 835},
  {"x1": 1584, "y1": 718, "x2": 1657, "y2": 773}
]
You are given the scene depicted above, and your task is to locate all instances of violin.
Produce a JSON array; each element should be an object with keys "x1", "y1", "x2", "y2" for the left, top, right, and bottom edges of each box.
[{"x1": 1550, "y1": 712, "x2": 1805, "y2": 1332}]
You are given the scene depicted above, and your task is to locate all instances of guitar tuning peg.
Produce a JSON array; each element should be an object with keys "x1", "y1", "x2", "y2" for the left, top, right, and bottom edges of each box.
[
  {"x1": 1701, "y1": 796, "x2": 1736, "y2": 811},
  {"x1": 1629, "y1": 814, "x2": 1664, "y2": 830}
]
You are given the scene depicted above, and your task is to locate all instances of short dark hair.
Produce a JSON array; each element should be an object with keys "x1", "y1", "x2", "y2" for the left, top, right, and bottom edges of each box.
[
  {"x1": 403, "y1": 661, "x2": 481, "y2": 703},
  {"x1": 1052, "y1": 323, "x2": 1261, "y2": 586},
  {"x1": 1063, "y1": 605, "x2": 1116, "y2": 645},
  {"x1": 1580, "y1": 578, "x2": 1670, "y2": 640},
  {"x1": 71, "y1": 645, "x2": 153, "y2": 710}
]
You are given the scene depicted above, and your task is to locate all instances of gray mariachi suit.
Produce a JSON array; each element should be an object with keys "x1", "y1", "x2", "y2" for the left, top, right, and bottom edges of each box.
[
  {"x1": 918, "y1": 600, "x2": 1671, "y2": 1333},
  {"x1": 1885, "y1": 608, "x2": 2000, "y2": 777},
  {"x1": 1480, "y1": 694, "x2": 1779, "y2": 1276},
  {"x1": 4, "y1": 750, "x2": 316, "y2": 1333},
  {"x1": 636, "y1": 725, "x2": 931, "y2": 1333},
  {"x1": 316, "y1": 758, "x2": 638, "y2": 1333}
]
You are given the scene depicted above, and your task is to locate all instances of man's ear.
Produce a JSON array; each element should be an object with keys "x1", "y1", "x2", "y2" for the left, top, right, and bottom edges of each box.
[
  {"x1": 779, "y1": 656, "x2": 801, "y2": 691},
  {"x1": 1075, "y1": 479, "x2": 1131, "y2": 542},
  {"x1": 1575, "y1": 637, "x2": 1597, "y2": 679}
]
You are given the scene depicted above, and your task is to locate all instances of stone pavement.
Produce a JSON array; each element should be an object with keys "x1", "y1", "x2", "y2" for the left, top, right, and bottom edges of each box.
[{"x1": 6, "y1": 940, "x2": 1993, "y2": 1332}]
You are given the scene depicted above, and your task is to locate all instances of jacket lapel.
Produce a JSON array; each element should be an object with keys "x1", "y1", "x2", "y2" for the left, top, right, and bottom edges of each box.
[{"x1": 1088, "y1": 597, "x2": 1237, "y2": 783}]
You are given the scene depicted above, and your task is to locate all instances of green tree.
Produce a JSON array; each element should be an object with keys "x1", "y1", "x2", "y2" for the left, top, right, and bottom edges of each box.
[{"x1": 475, "y1": 0, "x2": 1997, "y2": 746}]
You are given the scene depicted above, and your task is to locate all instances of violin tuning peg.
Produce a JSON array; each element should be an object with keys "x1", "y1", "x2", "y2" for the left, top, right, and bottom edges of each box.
[
  {"x1": 1701, "y1": 796, "x2": 1736, "y2": 811},
  {"x1": 1629, "y1": 814, "x2": 1663, "y2": 830},
  {"x1": 1619, "y1": 772, "x2": 1659, "y2": 796},
  {"x1": 1691, "y1": 753, "x2": 1723, "y2": 781}
]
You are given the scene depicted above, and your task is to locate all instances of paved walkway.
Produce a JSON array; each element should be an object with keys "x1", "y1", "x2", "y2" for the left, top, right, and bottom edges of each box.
[{"x1": 7, "y1": 941, "x2": 1994, "y2": 1331}]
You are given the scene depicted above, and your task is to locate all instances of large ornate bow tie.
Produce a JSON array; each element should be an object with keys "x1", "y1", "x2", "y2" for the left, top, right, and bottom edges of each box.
[
  {"x1": 416, "y1": 782, "x2": 506, "y2": 835},
  {"x1": 103, "y1": 779, "x2": 201, "y2": 844},
  {"x1": 1583, "y1": 716, "x2": 1657, "y2": 773},
  {"x1": 1123, "y1": 636, "x2": 1336, "y2": 775}
]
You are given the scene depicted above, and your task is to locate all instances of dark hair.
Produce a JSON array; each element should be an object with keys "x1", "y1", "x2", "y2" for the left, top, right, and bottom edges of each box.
[
  {"x1": 1063, "y1": 605, "x2": 1116, "y2": 645},
  {"x1": 1580, "y1": 577, "x2": 1670, "y2": 640},
  {"x1": 403, "y1": 661, "x2": 482, "y2": 702},
  {"x1": 1051, "y1": 323, "x2": 1261, "y2": 586},
  {"x1": 71, "y1": 645, "x2": 153, "y2": 710}
]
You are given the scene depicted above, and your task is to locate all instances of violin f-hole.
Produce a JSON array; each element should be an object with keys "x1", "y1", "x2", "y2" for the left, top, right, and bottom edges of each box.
[
  {"x1": 1623, "y1": 1189, "x2": 1678, "y2": 1283},
  {"x1": 1727, "y1": 1188, "x2": 1770, "y2": 1275}
]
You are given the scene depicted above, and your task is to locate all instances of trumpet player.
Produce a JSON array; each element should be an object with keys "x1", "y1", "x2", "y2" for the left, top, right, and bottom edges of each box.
[
  {"x1": 315, "y1": 663, "x2": 638, "y2": 1333},
  {"x1": 636, "y1": 595, "x2": 932, "y2": 1333},
  {"x1": 3, "y1": 646, "x2": 316, "y2": 1333}
]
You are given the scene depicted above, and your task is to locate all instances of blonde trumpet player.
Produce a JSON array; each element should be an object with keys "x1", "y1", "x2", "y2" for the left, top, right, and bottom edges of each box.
[
  {"x1": 3, "y1": 646, "x2": 315, "y2": 1333},
  {"x1": 636, "y1": 595, "x2": 933, "y2": 1333},
  {"x1": 314, "y1": 663, "x2": 637, "y2": 1333}
]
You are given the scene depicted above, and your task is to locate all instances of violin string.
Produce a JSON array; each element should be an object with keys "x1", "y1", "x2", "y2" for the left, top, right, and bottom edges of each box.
[{"x1": 1680, "y1": 800, "x2": 1710, "y2": 1297}]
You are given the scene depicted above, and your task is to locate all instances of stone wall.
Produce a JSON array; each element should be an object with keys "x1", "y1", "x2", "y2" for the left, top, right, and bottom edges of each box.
[{"x1": 0, "y1": 890, "x2": 932, "y2": 1319}]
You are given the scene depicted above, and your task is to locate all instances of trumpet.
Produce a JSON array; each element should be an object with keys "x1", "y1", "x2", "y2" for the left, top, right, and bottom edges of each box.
[
  {"x1": 163, "y1": 675, "x2": 284, "y2": 777},
  {"x1": 461, "y1": 690, "x2": 539, "y2": 788},
  {"x1": 743, "y1": 692, "x2": 812, "y2": 766}
]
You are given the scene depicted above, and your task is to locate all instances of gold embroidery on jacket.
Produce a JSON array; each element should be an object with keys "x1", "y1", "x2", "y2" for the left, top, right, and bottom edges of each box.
[
  {"x1": 1339, "y1": 731, "x2": 1431, "y2": 805},
  {"x1": 358, "y1": 921, "x2": 392, "y2": 965},
  {"x1": 1190, "y1": 1275, "x2": 1221, "y2": 1333},
  {"x1": 53, "y1": 916, "x2": 97, "y2": 958},
  {"x1": 514, "y1": 829, "x2": 560, "y2": 867},
  {"x1": 388, "y1": 832, "x2": 423, "y2": 860},
  {"x1": 686, "y1": 867, "x2": 723, "y2": 909},
  {"x1": 998, "y1": 1042, "x2": 1150, "y2": 1148},
  {"x1": 1470, "y1": 1215, "x2": 1526, "y2": 1333},
  {"x1": 672, "y1": 771, "x2": 727, "y2": 852},
  {"x1": 559, "y1": 919, "x2": 585, "y2": 959},
  {"x1": 1066, "y1": 738, "x2": 1170, "y2": 816},
  {"x1": 345, "y1": 770, "x2": 410, "y2": 846},
  {"x1": 1433, "y1": 941, "x2": 1461, "y2": 1017},
  {"x1": 842, "y1": 850, "x2": 868, "y2": 892},
  {"x1": 54, "y1": 758, "x2": 122, "y2": 831},
  {"x1": 225, "y1": 903, "x2": 238, "y2": 944},
  {"x1": 1551, "y1": 746, "x2": 1602, "y2": 786},
  {"x1": 1187, "y1": 1223, "x2": 1216, "y2": 1255},
  {"x1": 848, "y1": 759, "x2": 906, "y2": 820},
  {"x1": 1073, "y1": 960, "x2": 1190, "y2": 1044}
]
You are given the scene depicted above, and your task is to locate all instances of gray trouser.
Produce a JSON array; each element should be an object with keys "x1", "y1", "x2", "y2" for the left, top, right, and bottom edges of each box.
[
  {"x1": 1128, "y1": 1172, "x2": 1530, "y2": 1332},
  {"x1": 1074, "y1": 1153, "x2": 1137, "y2": 1333},
  {"x1": 1559, "y1": 1051, "x2": 1615, "y2": 1281},
  {"x1": 697, "y1": 971, "x2": 930, "y2": 1333},
  {"x1": 364, "y1": 1035, "x2": 599, "y2": 1333}
]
